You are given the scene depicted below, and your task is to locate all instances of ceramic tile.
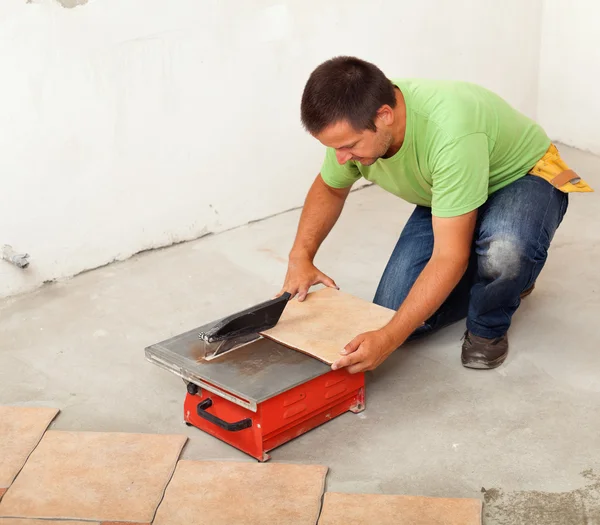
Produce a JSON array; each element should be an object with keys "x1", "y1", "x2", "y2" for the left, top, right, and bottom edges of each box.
[
  {"x1": 262, "y1": 287, "x2": 395, "y2": 364},
  {"x1": 0, "y1": 406, "x2": 59, "y2": 498},
  {"x1": 0, "y1": 518, "x2": 101, "y2": 525},
  {"x1": 153, "y1": 460, "x2": 328, "y2": 525},
  {"x1": 318, "y1": 492, "x2": 482, "y2": 525},
  {"x1": 0, "y1": 431, "x2": 186, "y2": 522}
]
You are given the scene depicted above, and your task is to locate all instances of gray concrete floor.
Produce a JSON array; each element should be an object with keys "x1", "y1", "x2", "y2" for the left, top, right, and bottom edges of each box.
[{"x1": 2, "y1": 145, "x2": 600, "y2": 524}]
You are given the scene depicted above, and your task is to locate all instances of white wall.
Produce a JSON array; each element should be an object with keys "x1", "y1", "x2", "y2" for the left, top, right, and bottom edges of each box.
[
  {"x1": 538, "y1": 0, "x2": 600, "y2": 155},
  {"x1": 0, "y1": 0, "x2": 544, "y2": 298}
]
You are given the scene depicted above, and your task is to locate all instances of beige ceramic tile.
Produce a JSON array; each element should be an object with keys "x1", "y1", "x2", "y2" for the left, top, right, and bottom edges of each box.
[
  {"x1": 0, "y1": 406, "x2": 59, "y2": 496},
  {"x1": 0, "y1": 430, "x2": 186, "y2": 522},
  {"x1": 153, "y1": 460, "x2": 328, "y2": 525},
  {"x1": 318, "y1": 492, "x2": 482, "y2": 525},
  {"x1": 0, "y1": 518, "x2": 100, "y2": 525},
  {"x1": 101, "y1": 522, "x2": 150, "y2": 525},
  {"x1": 261, "y1": 287, "x2": 395, "y2": 364}
]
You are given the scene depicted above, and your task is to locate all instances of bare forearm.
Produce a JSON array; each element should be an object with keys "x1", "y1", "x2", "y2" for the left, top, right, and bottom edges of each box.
[
  {"x1": 290, "y1": 175, "x2": 350, "y2": 261},
  {"x1": 330, "y1": 210, "x2": 476, "y2": 374},
  {"x1": 383, "y1": 255, "x2": 469, "y2": 345}
]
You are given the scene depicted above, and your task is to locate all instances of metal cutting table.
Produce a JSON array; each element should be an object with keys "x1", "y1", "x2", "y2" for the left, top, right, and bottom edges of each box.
[{"x1": 145, "y1": 320, "x2": 365, "y2": 461}]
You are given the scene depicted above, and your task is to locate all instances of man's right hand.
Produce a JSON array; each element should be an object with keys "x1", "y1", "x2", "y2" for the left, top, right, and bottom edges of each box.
[{"x1": 278, "y1": 257, "x2": 338, "y2": 301}]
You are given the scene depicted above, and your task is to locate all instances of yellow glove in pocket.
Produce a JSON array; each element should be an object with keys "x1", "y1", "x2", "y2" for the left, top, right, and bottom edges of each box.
[{"x1": 529, "y1": 143, "x2": 593, "y2": 193}]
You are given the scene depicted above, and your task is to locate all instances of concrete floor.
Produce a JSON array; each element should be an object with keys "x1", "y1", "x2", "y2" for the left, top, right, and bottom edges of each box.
[{"x1": 2, "y1": 144, "x2": 599, "y2": 524}]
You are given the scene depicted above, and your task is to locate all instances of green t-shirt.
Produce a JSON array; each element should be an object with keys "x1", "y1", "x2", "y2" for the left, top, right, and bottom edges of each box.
[{"x1": 320, "y1": 79, "x2": 551, "y2": 218}]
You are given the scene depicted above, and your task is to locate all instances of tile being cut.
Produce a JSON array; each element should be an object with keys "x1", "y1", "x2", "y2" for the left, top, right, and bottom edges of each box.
[
  {"x1": 0, "y1": 430, "x2": 186, "y2": 522},
  {"x1": 0, "y1": 406, "x2": 59, "y2": 499},
  {"x1": 318, "y1": 492, "x2": 482, "y2": 525},
  {"x1": 153, "y1": 460, "x2": 328, "y2": 525},
  {"x1": 261, "y1": 287, "x2": 395, "y2": 364}
]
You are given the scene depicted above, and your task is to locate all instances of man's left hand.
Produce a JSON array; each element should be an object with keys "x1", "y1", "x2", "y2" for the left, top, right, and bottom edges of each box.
[{"x1": 331, "y1": 329, "x2": 399, "y2": 373}]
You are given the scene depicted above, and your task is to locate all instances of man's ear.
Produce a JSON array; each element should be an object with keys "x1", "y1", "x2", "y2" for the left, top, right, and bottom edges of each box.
[{"x1": 376, "y1": 105, "x2": 394, "y2": 126}]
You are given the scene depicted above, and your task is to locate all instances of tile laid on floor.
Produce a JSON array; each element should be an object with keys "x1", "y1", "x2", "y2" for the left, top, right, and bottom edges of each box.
[
  {"x1": 318, "y1": 492, "x2": 482, "y2": 525},
  {"x1": 153, "y1": 460, "x2": 328, "y2": 525},
  {"x1": 0, "y1": 430, "x2": 187, "y2": 523},
  {"x1": 0, "y1": 406, "x2": 59, "y2": 500},
  {"x1": 0, "y1": 518, "x2": 97, "y2": 525},
  {"x1": 261, "y1": 287, "x2": 395, "y2": 364}
]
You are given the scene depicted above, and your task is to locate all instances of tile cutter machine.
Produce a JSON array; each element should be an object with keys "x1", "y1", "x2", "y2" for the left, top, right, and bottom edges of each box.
[{"x1": 145, "y1": 293, "x2": 365, "y2": 461}]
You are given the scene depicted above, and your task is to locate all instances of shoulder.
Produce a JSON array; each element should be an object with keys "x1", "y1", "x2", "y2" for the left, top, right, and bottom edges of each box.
[{"x1": 391, "y1": 78, "x2": 501, "y2": 141}]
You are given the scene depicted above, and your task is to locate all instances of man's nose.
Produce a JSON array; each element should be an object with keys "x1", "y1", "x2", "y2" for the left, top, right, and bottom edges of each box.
[{"x1": 336, "y1": 150, "x2": 352, "y2": 164}]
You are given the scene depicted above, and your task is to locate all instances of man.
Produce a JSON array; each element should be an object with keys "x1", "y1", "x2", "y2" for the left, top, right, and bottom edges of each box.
[{"x1": 279, "y1": 56, "x2": 590, "y2": 374}]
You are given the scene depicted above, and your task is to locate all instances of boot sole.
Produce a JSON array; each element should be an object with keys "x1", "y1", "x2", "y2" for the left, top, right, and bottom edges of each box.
[
  {"x1": 520, "y1": 283, "x2": 535, "y2": 299},
  {"x1": 461, "y1": 351, "x2": 507, "y2": 370}
]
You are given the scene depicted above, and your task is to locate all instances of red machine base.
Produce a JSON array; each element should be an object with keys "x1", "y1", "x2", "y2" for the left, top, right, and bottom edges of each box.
[{"x1": 183, "y1": 368, "x2": 365, "y2": 461}]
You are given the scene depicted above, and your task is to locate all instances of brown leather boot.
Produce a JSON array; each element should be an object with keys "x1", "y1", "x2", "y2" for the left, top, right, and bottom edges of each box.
[
  {"x1": 461, "y1": 331, "x2": 508, "y2": 369},
  {"x1": 520, "y1": 282, "x2": 535, "y2": 299}
]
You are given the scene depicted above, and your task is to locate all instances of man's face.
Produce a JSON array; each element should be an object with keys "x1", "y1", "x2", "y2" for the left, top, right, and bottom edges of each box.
[{"x1": 315, "y1": 119, "x2": 394, "y2": 167}]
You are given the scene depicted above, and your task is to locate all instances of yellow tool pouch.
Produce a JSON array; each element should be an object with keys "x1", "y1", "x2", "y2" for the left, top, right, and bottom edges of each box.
[{"x1": 528, "y1": 143, "x2": 593, "y2": 193}]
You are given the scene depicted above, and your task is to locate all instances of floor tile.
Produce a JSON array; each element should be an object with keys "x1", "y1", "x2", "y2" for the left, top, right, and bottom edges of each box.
[
  {"x1": 261, "y1": 287, "x2": 395, "y2": 364},
  {"x1": 0, "y1": 406, "x2": 59, "y2": 499},
  {"x1": 0, "y1": 518, "x2": 101, "y2": 525},
  {"x1": 153, "y1": 460, "x2": 328, "y2": 524},
  {"x1": 0, "y1": 431, "x2": 186, "y2": 522},
  {"x1": 318, "y1": 492, "x2": 482, "y2": 524}
]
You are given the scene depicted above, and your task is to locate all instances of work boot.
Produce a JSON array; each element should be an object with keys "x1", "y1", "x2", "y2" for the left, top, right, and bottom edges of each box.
[
  {"x1": 520, "y1": 282, "x2": 535, "y2": 299},
  {"x1": 461, "y1": 331, "x2": 508, "y2": 369}
]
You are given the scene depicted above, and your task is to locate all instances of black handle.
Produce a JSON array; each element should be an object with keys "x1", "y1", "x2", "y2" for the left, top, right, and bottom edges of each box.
[{"x1": 196, "y1": 398, "x2": 252, "y2": 432}]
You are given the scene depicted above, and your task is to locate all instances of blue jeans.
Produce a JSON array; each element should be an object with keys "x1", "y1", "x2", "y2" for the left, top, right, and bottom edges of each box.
[{"x1": 373, "y1": 175, "x2": 569, "y2": 339}]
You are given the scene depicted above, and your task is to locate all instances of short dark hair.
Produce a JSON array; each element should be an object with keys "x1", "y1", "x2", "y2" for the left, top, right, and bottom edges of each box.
[{"x1": 300, "y1": 56, "x2": 396, "y2": 135}]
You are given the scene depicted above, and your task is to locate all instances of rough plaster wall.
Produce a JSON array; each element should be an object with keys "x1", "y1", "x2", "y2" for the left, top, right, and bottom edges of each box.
[
  {"x1": 56, "y1": 0, "x2": 89, "y2": 8},
  {"x1": 538, "y1": 0, "x2": 600, "y2": 155},
  {"x1": 0, "y1": 0, "x2": 544, "y2": 299},
  {"x1": 25, "y1": 0, "x2": 89, "y2": 8}
]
